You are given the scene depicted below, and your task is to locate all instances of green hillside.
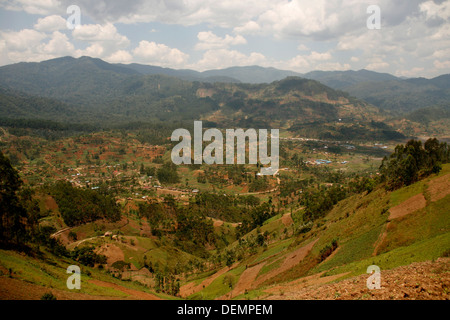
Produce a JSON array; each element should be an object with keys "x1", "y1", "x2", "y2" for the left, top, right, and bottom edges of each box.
[
  {"x1": 0, "y1": 57, "x2": 405, "y2": 142},
  {"x1": 182, "y1": 164, "x2": 450, "y2": 299}
]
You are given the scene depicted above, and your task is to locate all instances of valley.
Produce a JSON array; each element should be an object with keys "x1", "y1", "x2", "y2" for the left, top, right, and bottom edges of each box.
[{"x1": 0, "y1": 57, "x2": 449, "y2": 301}]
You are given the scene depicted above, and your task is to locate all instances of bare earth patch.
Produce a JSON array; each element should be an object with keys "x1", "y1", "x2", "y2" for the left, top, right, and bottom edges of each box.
[
  {"x1": 263, "y1": 272, "x2": 350, "y2": 297},
  {"x1": 267, "y1": 258, "x2": 450, "y2": 300},
  {"x1": 0, "y1": 277, "x2": 113, "y2": 300},
  {"x1": 88, "y1": 279, "x2": 161, "y2": 300},
  {"x1": 427, "y1": 173, "x2": 450, "y2": 202},
  {"x1": 180, "y1": 265, "x2": 235, "y2": 298},
  {"x1": 281, "y1": 213, "x2": 294, "y2": 227},
  {"x1": 389, "y1": 193, "x2": 427, "y2": 220},
  {"x1": 254, "y1": 238, "x2": 319, "y2": 287},
  {"x1": 96, "y1": 244, "x2": 124, "y2": 266},
  {"x1": 219, "y1": 263, "x2": 267, "y2": 299},
  {"x1": 44, "y1": 195, "x2": 58, "y2": 211}
]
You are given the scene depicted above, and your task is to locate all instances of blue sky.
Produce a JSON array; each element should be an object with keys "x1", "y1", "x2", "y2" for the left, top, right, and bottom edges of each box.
[{"x1": 0, "y1": 0, "x2": 449, "y2": 78}]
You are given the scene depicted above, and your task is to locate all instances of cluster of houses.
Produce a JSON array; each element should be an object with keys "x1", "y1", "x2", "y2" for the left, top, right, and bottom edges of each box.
[{"x1": 305, "y1": 159, "x2": 333, "y2": 166}]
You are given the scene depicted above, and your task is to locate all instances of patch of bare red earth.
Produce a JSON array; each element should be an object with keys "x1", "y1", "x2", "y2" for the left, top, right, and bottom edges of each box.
[
  {"x1": 266, "y1": 258, "x2": 450, "y2": 300},
  {"x1": 427, "y1": 173, "x2": 450, "y2": 202},
  {"x1": 216, "y1": 238, "x2": 319, "y2": 300},
  {"x1": 0, "y1": 275, "x2": 161, "y2": 300},
  {"x1": 180, "y1": 264, "x2": 239, "y2": 298},
  {"x1": 254, "y1": 239, "x2": 319, "y2": 288},
  {"x1": 388, "y1": 193, "x2": 427, "y2": 220},
  {"x1": 88, "y1": 279, "x2": 161, "y2": 300},
  {"x1": 281, "y1": 212, "x2": 294, "y2": 227},
  {"x1": 219, "y1": 263, "x2": 266, "y2": 299}
]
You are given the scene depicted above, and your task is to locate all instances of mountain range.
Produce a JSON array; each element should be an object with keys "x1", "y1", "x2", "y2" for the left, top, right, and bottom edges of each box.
[
  {"x1": 0, "y1": 56, "x2": 449, "y2": 140},
  {"x1": 2, "y1": 56, "x2": 448, "y2": 115}
]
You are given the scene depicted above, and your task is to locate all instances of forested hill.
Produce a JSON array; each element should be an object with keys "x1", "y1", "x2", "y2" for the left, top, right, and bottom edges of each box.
[
  {"x1": 0, "y1": 56, "x2": 404, "y2": 141},
  {"x1": 304, "y1": 70, "x2": 450, "y2": 113}
]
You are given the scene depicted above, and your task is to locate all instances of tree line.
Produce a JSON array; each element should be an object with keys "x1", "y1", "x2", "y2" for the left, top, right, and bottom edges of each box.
[{"x1": 380, "y1": 138, "x2": 449, "y2": 190}]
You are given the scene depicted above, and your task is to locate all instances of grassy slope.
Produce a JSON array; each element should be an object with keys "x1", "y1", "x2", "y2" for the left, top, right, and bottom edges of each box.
[
  {"x1": 2, "y1": 165, "x2": 448, "y2": 300},
  {"x1": 0, "y1": 248, "x2": 173, "y2": 299},
  {"x1": 189, "y1": 164, "x2": 450, "y2": 299}
]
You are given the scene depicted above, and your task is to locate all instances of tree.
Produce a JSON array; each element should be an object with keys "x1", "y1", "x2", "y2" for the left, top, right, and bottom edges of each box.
[
  {"x1": 380, "y1": 139, "x2": 449, "y2": 190},
  {"x1": 157, "y1": 161, "x2": 180, "y2": 184},
  {"x1": 0, "y1": 151, "x2": 29, "y2": 245}
]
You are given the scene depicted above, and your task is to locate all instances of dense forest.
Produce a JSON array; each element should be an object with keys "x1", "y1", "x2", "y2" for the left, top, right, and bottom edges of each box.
[
  {"x1": 0, "y1": 56, "x2": 408, "y2": 143},
  {"x1": 46, "y1": 181, "x2": 121, "y2": 227},
  {"x1": 380, "y1": 138, "x2": 450, "y2": 190}
]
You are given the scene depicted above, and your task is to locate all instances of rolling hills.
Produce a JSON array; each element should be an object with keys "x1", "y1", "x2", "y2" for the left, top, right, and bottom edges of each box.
[
  {"x1": 0, "y1": 56, "x2": 406, "y2": 141},
  {"x1": 1, "y1": 56, "x2": 449, "y2": 301},
  {"x1": 304, "y1": 70, "x2": 450, "y2": 114},
  {"x1": 1, "y1": 161, "x2": 448, "y2": 300}
]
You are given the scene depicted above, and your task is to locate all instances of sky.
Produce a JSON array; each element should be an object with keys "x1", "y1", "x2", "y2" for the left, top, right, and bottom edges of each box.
[{"x1": 0, "y1": 0, "x2": 449, "y2": 78}]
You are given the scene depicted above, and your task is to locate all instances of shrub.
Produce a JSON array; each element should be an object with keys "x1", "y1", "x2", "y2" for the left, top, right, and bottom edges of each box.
[
  {"x1": 68, "y1": 231, "x2": 77, "y2": 241},
  {"x1": 111, "y1": 260, "x2": 131, "y2": 271},
  {"x1": 319, "y1": 239, "x2": 338, "y2": 262},
  {"x1": 40, "y1": 292, "x2": 57, "y2": 300},
  {"x1": 71, "y1": 246, "x2": 107, "y2": 267}
]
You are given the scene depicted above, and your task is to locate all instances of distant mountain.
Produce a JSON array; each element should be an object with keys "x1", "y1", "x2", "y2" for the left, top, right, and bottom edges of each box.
[
  {"x1": 405, "y1": 74, "x2": 450, "y2": 90},
  {"x1": 3, "y1": 56, "x2": 446, "y2": 116},
  {"x1": 0, "y1": 56, "x2": 405, "y2": 141},
  {"x1": 304, "y1": 70, "x2": 450, "y2": 113},
  {"x1": 116, "y1": 63, "x2": 301, "y2": 84},
  {"x1": 115, "y1": 63, "x2": 206, "y2": 81},
  {"x1": 0, "y1": 87, "x2": 79, "y2": 121},
  {"x1": 303, "y1": 69, "x2": 400, "y2": 90},
  {"x1": 403, "y1": 103, "x2": 450, "y2": 124},
  {"x1": 201, "y1": 66, "x2": 302, "y2": 84}
]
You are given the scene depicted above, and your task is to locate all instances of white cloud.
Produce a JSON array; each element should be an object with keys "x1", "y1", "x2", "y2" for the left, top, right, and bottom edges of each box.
[
  {"x1": 133, "y1": 40, "x2": 189, "y2": 67},
  {"x1": 72, "y1": 23, "x2": 129, "y2": 46},
  {"x1": 195, "y1": 31, "x2": 246, "y2": 50},
  {"x1": 72, "y1": 23, "x2": 130, "y2": 59},
  {"x1": 34, "y1": 15, "x2": 67, "y2": 32},
  {"x1": 395, "y1": 67, "x2": 425, "y2": 78},
  {"x1": 277, "y1": 51, "x2": 339, "y2": 73},
  {"x1": 102, "y1": 0, "x2": 273, "y2": 28},
  {"x1": 308, "y1": 51, "x2": 332, "y2": 61},
  {"x1": 1, "y1": 0, "x2": 62, "y2": 15},
  {"x1": 105, "y1": 50, "x2": 133, "y2": 64},
  {"x1": 40, "y1": 31, "x2": 74, "y2": 55},
  {"x1": 234, "y1": 21, "x2": 261, "y2": 34},
  {"x1": 432, "y1": 48, "x2": 450, "y2": 59},
  {"x1": 75, "y1": 43, "x2": 104, "y2": 58},
  {"x1": 194, "y1": 49, "x2": 267, "y2": 71},
  {"x1": 0, "y1": 28, "x2": 75, "y2": 64},
  {"x1": 297, "y1": 44, "x2": 309, "y2": 51},
  {"x1": 0, "y1": 29, "x2": 47, "y2": 51},
  {"x1": 0, "y1": 0, "x2": 449, "y2": 77},
  {"x1": 282, "y1": 55, "x2": 309, "y2": 71},
  {"x1": 420, "y1": 0, "x2": 450, "y2": 20},
  {"x1": 434, "y1": 59, "x2": 450, "y2": 69},
  {"x1": 366, "y1": 59, "x2": 390, "y2": 71},
  {"x1": 315, "y1": 61, "x2": 351, "y2": 71}
]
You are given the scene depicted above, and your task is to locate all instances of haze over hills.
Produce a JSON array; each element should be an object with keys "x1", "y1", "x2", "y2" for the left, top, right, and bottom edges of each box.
[
  {"x1": 0, "y1": 56, "x2": 404, "y2": 142},
  {"x1": 117, "y1": 60, "x2": 450, "y2": 115},
  {"x1": 303, "y1": 69, "x2": 401, "y2": 89},
  {"x1": 0, "y1": 55, "x2": 449, "y2": 140},
  {"x1": 0, "y1": 56, "x2": 449, "y2": 302}
]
